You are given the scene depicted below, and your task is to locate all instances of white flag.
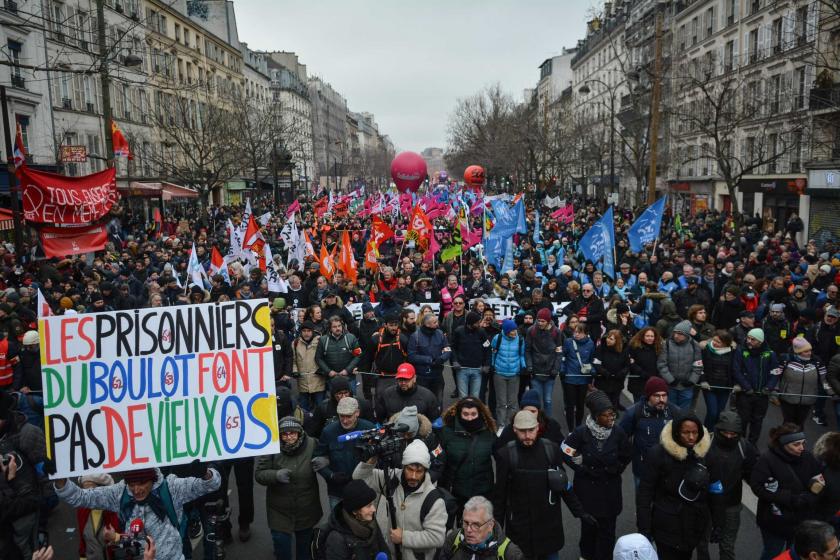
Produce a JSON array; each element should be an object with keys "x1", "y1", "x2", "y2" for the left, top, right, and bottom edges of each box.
[
  {"x1": 258, "y1": 212, "x2": 272, "y2": 226},
  {"x1": 239, "y1": 199, "x2": 252, "y2": 234},
  {"x1": 227, "y1": 219, "x2": 242, "y2": 260},
  {"x1": 264, "y1": 244, "x2": 287, "y2": 293},
  {"x1": 37, "y1": 288, "x2": 53, "y2": 317},
  {"x1": 187, "y1": 242, "x2": 208, "y2": 288}
]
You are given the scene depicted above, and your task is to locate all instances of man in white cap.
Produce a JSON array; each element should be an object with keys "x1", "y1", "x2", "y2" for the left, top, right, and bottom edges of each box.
[{"x1": 353, "y1": 439, "x2": 447, "y2": 560}]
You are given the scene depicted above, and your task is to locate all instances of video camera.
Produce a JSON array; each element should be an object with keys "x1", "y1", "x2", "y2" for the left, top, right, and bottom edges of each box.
[
  {"x1": 338, "y1": 422, "x2": 411, "y2": 463},
  {"x1": 110, "y1": 519, "x2": 146, "y2": 560}
]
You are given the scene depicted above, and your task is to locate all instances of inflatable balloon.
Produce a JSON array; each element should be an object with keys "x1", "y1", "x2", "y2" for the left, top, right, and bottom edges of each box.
[
  {"x1": 464, "y1": 165, "x2": 486, "y2": 189},
  {"x1": 391, "y1": 151, "x2": 427, "y2": 193}
]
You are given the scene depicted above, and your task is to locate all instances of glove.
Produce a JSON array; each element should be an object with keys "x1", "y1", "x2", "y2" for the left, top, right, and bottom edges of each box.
[
  {"x1": 580, "y1": 513, "x2": 599, "y2": 528},
  {"x1": 732, "y1": 384, "x2": 742, "y2": 394},
  {"x1": 699, "y1": 381, "x2": 711, "y2": 391},
  {"x1": 42, "y1": 458, "x2": 57, "y2": 476},
  {"x1": 451, "y1": 361, "x2": 461, "y2": 370},
  {"x1": 275, "y1": 469, "x2": 291, "y2": 484},
  {"x1": 310, "y1": 457, "x2": 330, "y2": 472},
  {"x1": 480, "y1": 366, "x2": 490, "y2": 375},
  {"x1": 188, "y1": 459, "x2": 206, "y2": 479},
  {"x1": 570, "y1": 454, "x2": 583, "y2": 466},
  {"x1": 709, "y1": 526, "x2": 723, "y2": 544},
  {"x1": 330, "y1": 472, "x2": 351, "y2": 485}
]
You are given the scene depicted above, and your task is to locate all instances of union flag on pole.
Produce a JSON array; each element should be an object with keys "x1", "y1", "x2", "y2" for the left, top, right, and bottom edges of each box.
[
  {"x1": 319, "y1": 240, "x2": 336, "y2": 281},
  {"x1": 371, "y1": 216, "x2": 395, "y2": 247},
  {"x1": 111, "y1": 120, "x2": 131, "y2": 158},
  {"x1": 337, "y1": 231, "x2": 358, "y2": 283},
  {"x1": 407, "y1": 206, "x2": 433, "y2": 252},
  {"x1": 364, "y1": 240, "x2": 379, "y2": 271},
  {"x1": 209, "y1": 246, "x2": 231, "y2": 284},
  {"x1": 37, "y1": 288, "x2": 53, "y2": 317},
  {"x1": 242, "y1": 214, "x2": 262, "y2": 251},
  {"x1": 13, "y1": 123, "x2": 26, "y2": 171}
]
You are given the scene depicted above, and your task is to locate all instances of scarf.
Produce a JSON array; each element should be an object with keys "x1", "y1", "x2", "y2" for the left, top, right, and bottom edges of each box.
[
  {"x1": 281, "y1": 431, "x2": 306, "y2": 454},
  {"x1": 120, "y1": 485, "x2": 168, "y2": 524},
  {"x1": 341, "y1": 509, "x2": 373, "y2": 540},
  {"x1": 462, "y1": 531, "x2": 499, "y2": 553},
  {"x1": 586, "y1": 415, "x2": 612, "y2": 441}
]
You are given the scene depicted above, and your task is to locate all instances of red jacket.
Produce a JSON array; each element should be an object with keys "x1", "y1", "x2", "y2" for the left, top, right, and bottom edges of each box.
[{"x1": 772, "y1": 550, "x2": 795, "y2": 560}]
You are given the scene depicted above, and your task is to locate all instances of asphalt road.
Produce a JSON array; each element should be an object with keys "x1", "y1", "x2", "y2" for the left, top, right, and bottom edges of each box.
[{"x1": 47, "y1": 369, "x2": 834, "y2": 559}]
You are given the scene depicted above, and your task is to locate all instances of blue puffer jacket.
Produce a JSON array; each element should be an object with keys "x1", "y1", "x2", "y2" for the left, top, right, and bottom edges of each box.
[
  {"x1": 491, "y1": 333, "x2": 526, "y2": 377},
  {"x1": 562, "y1": 335, "x2": 596, "y2": 385}
]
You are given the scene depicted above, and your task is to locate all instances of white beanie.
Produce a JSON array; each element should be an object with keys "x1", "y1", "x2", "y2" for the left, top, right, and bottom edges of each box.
[
  {"x1": 78, "y1": 473, "x2": 115, "y2": 487},
  {"x1": 401, "y1": 439, "x2": 430, "y2": 469},
  {"x1": 613, "y1": 533, "x2": 658, "y2": 560}
]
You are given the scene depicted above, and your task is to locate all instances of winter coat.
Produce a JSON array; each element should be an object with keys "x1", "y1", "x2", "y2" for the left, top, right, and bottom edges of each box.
[
  {"x1": 439, "y1": 524, "x2": 524, "y2": 560},
  {"x1": 564, "y1": 295, "x2": 605, "y2": 341},
  {"x1": 356, "y1": 317, "x2": 381, "y2": 371},
  {"x1": 604, "y1": 308, "x2": 638, "y2": 343},
  {"x1": 490, "y1": 333, "x2": 526, "y2": 377},
  {"x1": 656, "y1": 337, "x2": 703, "y2": 389},
  {"x1": 440, "y1": 286, "x2": 465, "y2": 317},
  {"x1": 492, "y1": 438, "x2": 586, "y2": 557},
  {"x1": 561, "y1": 423, "x2": 632, "y2": 518},
  {"x1": 323, "y1": 502, "x2": 391, "y2": 560},
  {"x1": 293, "y1": 335, "x2": 326, "y2": 394},
  {"x1": 635, "y1": 420, "x2": 712, "y2": 551},
  {"x1": 628, "y1": 343, "x2": 661, "y2": 397},
  {"x1": 493, "y1": 413, "x2": 565, "y2": 453},
  {"x1": 561, "y1": 335, "x2": 596, "y2": 385},
  {"x1": 655, "y1": 300, "x2": 681, "y2": 338},
  {"x1": 524, "y1": 324, "x2": 563, "y2": 377},
  {"x1": 705, "y1": 434, "x2": 758, "y2": 510},
  {"x1": 76, "y1": 507, "x2": 120, "y2": 560},
  {"x1": 312, "y1": 394, "x2": 376, "y2": 437},
  {"x1": 772, "y1": 355, "x2": 828, "y2": 406},
  {"x1": 732, "y1": 343, "x2": 780, "y2": 392},
  {"x1": 408, "y1": 327, "x2": 451, "y2": 379},
  {"x1": 750, "y1": 446, "x2": 823, "y2": 539},
  {"x1": 442, "y1": 312, "x2": 467, "y2": 342},
  {"x1": 438, "y1": 416, "x2": 496, "y2": 501},
  {"x1": 272, "y1": 330, "x2": 294, "y2": 382},
  {"x1": 374, "y1": 383, "x2": 441, "y2": 422},
  {"x1": 826, "y1": 353, "x2": 840, "y2": 398},
  {"x1": 322, "y1": 300, "x2": 356, "y2": 328},
  {"x1": 315, "y1": 331, "x2": 362, "y2": 374},
  {"x1": 451, "y1": 324, "x2": 490, "y2": 369},
  {"x1": 352, "y1": 462, "x2": 447, "y2": 560},
  {"x1": 593, "y1": 344, "x2": 631, "y2": 395},
  {"x1": 619, "y1": 400, "x2": 680, "y2": 477},
  {"x1": 255, "y1": 435, "x2": 323, "y2": 533},
  {"x1": 315, "y1": 418, "x2": 377, "y2": 497},
  {"x1": 812, "y1": 321, "x2": 840, "y2": 365},
  {"x1": 712, "y1": 299, "x2": 745, "y2": 330},
  {"x1": 369, "y1": 329, "x2": 409, "y2": 376},
  {"x1": 700, "y1": 344, "x2": 735, "y2": 387},
  {"x1": 56, "y1": 469, "x2": 221, "y2": 560},
  {"x1": 764, "y1": 317, "x2": 793, "y2": 357}
]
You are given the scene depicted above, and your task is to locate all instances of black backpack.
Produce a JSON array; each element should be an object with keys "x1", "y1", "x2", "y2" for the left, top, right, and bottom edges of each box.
[
  {"x1": 385, "y1": 474, "x2": 459, "y2": 530},
  {"x1": 310, "y1": 523, "x2": 332, "y2": 560}
]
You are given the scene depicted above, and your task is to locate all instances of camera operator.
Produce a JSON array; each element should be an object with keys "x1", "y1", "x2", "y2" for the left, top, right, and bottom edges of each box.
[
  {"x1": 314, "y1": 397, "x2": 376, "y2": 509},
  {"x1": 54, "y1": 464, "x2": 221, "y2": 560},
  {"x1": 353, "y1": 439, "x2": 447, "y2": 560},
  {"x1": 384, "y1": 406, "x2": 445, "y2": 483},
  {"x1": 0, "y1": 450, "x2": 39, "y2": 560}
]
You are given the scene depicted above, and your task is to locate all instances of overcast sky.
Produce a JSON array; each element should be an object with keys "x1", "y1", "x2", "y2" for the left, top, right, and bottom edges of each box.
[{"x1": 236, "y1": 1, "x2": 594, "y2": 153}]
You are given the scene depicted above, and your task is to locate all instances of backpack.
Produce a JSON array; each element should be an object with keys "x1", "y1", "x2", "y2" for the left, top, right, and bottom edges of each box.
[
  {"x1": 310, "y1": 523, "x2": 332, "y2": 560},
  {"x1": 420, "y1": 487, "x2": 459, "y2": 530},
  {"x1": 119, "y1": 478, "x2": 188, "y2": 555},
  {"x1": 503, "y1": 439, "x2": 557, "y2": 476},
  {"x1": 451, "y1": 532, "x2": 512, "y2": 559}
]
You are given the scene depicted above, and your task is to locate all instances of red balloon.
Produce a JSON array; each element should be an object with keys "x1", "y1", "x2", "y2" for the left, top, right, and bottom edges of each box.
[
  {"x1": 464, "y1": 165, "x2": 486, "y2": 189},
  {"x1": 391, "y1": 151, "x2": 427, "y2": 193}
]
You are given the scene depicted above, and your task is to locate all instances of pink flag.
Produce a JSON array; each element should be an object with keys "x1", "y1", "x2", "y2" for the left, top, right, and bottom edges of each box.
[
  {"x1": 424, "y1": 234, "x2": 441, "y2": 261},
  {"x1": 285, "y1": 199, "x2": 301, "y2": 218},
  {"x1": 551, "y1": 205, "x2": 575, "y2": 224},
  {"x1": 399, "y1": 192, "x2": 413, "y2": 216},
  {"x1": 461, "y1": 224, "x2": 482, "y2": 250}
]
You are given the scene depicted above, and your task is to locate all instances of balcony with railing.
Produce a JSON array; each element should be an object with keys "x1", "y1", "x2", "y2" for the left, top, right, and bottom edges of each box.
[{"x1": 810, "y1": 85, "x2": 840, "y2": 112}]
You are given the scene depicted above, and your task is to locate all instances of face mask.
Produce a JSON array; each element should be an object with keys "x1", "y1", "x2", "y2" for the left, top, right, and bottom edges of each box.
[{"x1": 460, "y1": 415, "x2": 484, "y2": 432}]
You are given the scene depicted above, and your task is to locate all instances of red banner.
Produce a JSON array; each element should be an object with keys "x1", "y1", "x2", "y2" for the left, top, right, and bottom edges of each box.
[
  {"x1": 21, "y1": 167, "x2": 118, "y2": 224},
  {"x1": 332, "y1": 201, "x2": 349, "y2": 218},
  {"x1": 39, "y1": 223, "x2": 108, "y2": 258}
]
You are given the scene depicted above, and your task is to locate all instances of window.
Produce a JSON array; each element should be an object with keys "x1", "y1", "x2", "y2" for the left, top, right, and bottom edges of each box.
[
  {"x1": 705, "y1": 7, "x2": 714, "y2": 37},
  {"x1": 746, "y1": 81, "x2": 759, "y2": 114},
  {"x1": 770, "y1": 74, "x2": 781, "y2": 114},
  {"x1": 87, "y1": 134, "x2": 101, "y2": 172},
  {"x1": 727, "y1": 0, "x2": 736, "y2": 25},
  {"x1": 7, "y1": 40, "x2": 23, "y2": 87},
  {"x1": 724, "y1": 40, "x2": 735, "y2": 71},
  {"x1": 772, "y1": 18, "x2": 782, "y2": 54},
  {"x1": 745, "y1": 136, "x2": 756, "y2": 163},
  {"x1": 790, "y1": 131, "x2": 802, "y2": 172},
  {"x1": 15, "y1": 115, "x2": 29, "y2": 153},
  {"x1": 751, "y1": 0, "x2": 761, "y2": 15},
  {"x1": 797, "y1": 6, "x2": 808, "y2": 46},
  {"x1": 51, "y1": 2, "x2": 66, "y2": 41},
  {"x1": 692, "y1": 17, "x2": 699, "y2": 45},
  {"x1": 679, "y1": 24, "x2": 686, "y2": 51},
  {"x1": 797, "y1": 67, "x2": 806, "y2": 109},
  {"x1": 768, "y1": 133, "x2": 778, "y2": 173},
  {"x1": 174, "y1": 24, "x2": 181, "y2": 43},
  {"x1": 749, "y1": 28, "x2": 759, "y2": 63}
]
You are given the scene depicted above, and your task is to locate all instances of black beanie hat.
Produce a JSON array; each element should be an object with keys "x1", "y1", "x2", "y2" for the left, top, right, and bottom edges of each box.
[
  {"x1": 465, "y1": 311, "x2": 482, "y2": 326},
  {"x1": 331, "y1": 376, "x2": 351, "y2": 395},
  {"x1": 585, "y1": 390, "x2": 614, "y2": 416},
  {"x1": 342, "y1": 479, "x2": 376, "y2": 513}
]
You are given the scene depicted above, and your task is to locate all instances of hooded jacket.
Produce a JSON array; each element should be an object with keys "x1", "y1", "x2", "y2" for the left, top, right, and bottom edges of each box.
[
  {"x1": 732, "y1": 342, "x2": 780, "y2": 392},
  {"x1": 374, "y1": 382, "x2": 440, "y2": 422},
  {"x1": 619, "y1": 400, "x2": 680, "y2": 477},
  {"x1": 656, "y1": 336, "x2": 703, "y2": 389},
  {"x1": 315, "y1": 329, "x2": 361, "y2": 375},
  {"x1": 438, "y1": 406, "x2": 497, "y2": 500},
  {"x1": 524, "y1": 323, "x2": 563, "y2": 376},
  {"x1": 408, "y1": 326, "x2": 451, "y2": 378},
  {"x1": 490, "y1": 333, "x2": 526, "y2": 377},
  {"x1": 55, "y1": 468, "x2": 221, "y2": 560},
  {"x1": 772, "y1": 354, "x2": 829, "y2": 406},
  {"x1": 655, "y1": 299, "x2": 681, "y2": 338},
  {"x1": 635, "y1": 414, "x2": 712, "y2": 551},
  {"x1": 293, "y1": 334, "x2": 326, "y2": 394}
]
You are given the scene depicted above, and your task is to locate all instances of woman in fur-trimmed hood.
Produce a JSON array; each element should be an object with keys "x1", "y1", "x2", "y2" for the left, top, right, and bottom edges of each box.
[
  {"x1": 635, "y1": 411, "x2": 713, "y2": 558},
  {"x1": 438, "y1": 398, "x2": 497, "y2": 505}
]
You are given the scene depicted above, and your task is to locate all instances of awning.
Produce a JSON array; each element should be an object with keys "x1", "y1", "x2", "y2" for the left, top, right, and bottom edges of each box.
[
  {"x1": 0, "y1": 208, "x2": 13, "y2": 231},
  {"x1": 120, "y1": 181, "x2": 199, "y2": 200}
]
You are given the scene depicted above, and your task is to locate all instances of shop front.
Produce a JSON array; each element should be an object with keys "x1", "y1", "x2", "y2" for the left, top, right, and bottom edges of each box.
[
  {"x1": 738, "y1": 177, "x2": 808, "y2": 236},
  {"x1": 806, "y1": 168, "x2": 840, "y2": 249},
  {"x1": 668, "y1": 181, "x2": 714, "y2": 216}
]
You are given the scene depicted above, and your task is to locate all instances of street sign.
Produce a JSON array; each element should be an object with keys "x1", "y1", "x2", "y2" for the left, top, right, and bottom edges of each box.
[{"x1": 60, "y1": 145, "x2": 87, "y2": 162}]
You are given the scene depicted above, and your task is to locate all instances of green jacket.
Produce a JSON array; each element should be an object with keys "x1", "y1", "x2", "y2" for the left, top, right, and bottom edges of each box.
[
  {"x1": 315, "y1": 331, "x2": 361, "y2": 374},
  {"x1": 255, "y1": 436, "x2": 322, "y2": 532},
  {"x1": 438, "y1": 419, "x2": 497, "y2": 500}
]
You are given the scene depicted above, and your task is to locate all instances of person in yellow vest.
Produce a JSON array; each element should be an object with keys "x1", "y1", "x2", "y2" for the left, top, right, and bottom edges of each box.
[
  {"x1": 75, "y1": 474, "x2": 120, "y2": 560},
  {"x1": 440, "y1": 496, "x2": 523, "y2": 560}
]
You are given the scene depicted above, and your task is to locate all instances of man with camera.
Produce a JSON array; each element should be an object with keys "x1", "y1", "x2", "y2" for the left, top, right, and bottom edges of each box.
[
  {"x1": 314, "y1": 396, "x2": 376, "y2": 509},
  {"x1": 54, "y1": 465, "x2": 221, "y2": 560},
  {"x1": 353, "y1": 439, "x2": 447, "y2": 560}
]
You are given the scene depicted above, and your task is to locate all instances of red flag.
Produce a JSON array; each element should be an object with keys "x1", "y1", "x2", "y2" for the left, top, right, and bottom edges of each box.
[
  {"x1": 37, "y1": 288, "x2": 53, "y2": 317},
  {"x1": 111, "y1": 120, "x2": 131, "y2": 158},
  {"x1": 152, "y1": 207, "x2": 162, "y2": 239},
  {"x1": 407, "y1": 206, "x2": 433, "y2": 251},
  {"x1": 13, "y1": 122, "x2": 26, "y2": 170},
  {"x1": 363, "y1": 240, "x2": 379, "y2": 271},
  {"x1": 209, "y1": 246, "x2": 230, "y2": 283},
  {"x1": 371, "y1": 216, "x2": 395, "y2": 247},
  {"x1": 319, "y1": 239, "x2": 336, "y2": 281},
  {"x1": 39, "y1": 223, "x2": 108, "y2": 258},
  {"x1": 337, "y1": 231, "x2": 358, "y2": 283},
  {"x1": 286, "y1": 199, "x2": 301, "y2": 218},
  {"x1": 313, "y1": 196, "x2": 328, "y2": 218},
  {"x1": 242, "y1": 214, "x2": 262, "y2": 250},
  {"x1": 21, "y1": 166, "x2": 118, "y2": 224}
]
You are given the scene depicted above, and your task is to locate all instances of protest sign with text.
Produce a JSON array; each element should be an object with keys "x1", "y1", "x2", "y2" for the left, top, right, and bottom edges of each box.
[{"x1": 40, "y1": 300, "x2": 280, "y2": 478}]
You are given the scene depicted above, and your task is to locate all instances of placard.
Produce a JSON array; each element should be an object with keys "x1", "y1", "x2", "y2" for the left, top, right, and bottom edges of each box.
[{"x1": 40, "y1": 300, "x2": 280, "y2": 478}]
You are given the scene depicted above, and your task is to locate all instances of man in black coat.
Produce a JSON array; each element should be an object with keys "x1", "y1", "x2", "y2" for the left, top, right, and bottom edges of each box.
[
  {"x1": 700, "y1": 411, "x2": 758, "y2": 560},
  {"x1": 355, "y1": 303, "x2": 381, "y2": 400},
  {"x1": 563, "y1": 284, "x2": 605, "y2": 342},
  {"x1": 374, "y1": 363, "x2": 440, "y2": 422},
  {"x1": 312, "y1": 376, "x2": 375, "y2": 437},
  {"x1": 493, "y1": 410, "x2": 593, "y2": 559},
  {"x1": 367, "y1": 313, "x2": 408, "y2": 397}
]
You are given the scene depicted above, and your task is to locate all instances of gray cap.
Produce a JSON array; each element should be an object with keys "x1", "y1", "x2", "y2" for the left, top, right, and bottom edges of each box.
[
  {"x1": 827, "y1": 306, "x2": 840, "y2": 319},
  {"x1": 673, "y1": 320, "x2": 693, "y2": 337},
  {"x1": 770, "y1": 303, "x2": 786, "y2": 313}
]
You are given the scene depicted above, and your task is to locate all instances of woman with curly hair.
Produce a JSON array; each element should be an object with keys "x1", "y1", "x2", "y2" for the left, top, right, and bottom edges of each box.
[
  {"x1": 437, "y1": 397, "x2": 497, "y2": 511},
  {"x1": 627, "y1": 328, "x2": 664, "y2": 402}
]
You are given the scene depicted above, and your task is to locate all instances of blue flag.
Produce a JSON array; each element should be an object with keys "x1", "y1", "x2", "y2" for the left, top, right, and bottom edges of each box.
[
  {"x1": 483, "y1": 233, "x2": 506, "y2": 269},
  {"x1": 628, "y1": 196, "x2": 667, "y2": 253},
  {"x1": 533, "y1": 207, "x2": 542, "y2": 245},
  {"x1": 513, "y1": 198, "x2": 528, "y2": 234},
  {"x1": 579, "y1": 206, "x2": 616, "y2": 278},
  {"x1": 501, "y1": 237, "x2": 515, "y2": 273}
]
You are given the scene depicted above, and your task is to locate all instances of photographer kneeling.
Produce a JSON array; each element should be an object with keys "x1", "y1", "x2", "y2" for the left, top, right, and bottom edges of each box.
[
  {"x1": 54, "y1": 464, "x2": 221, "y2": 560},
  {"x1": 352, "y1": 439, "x2": 447, "y2": 560}
]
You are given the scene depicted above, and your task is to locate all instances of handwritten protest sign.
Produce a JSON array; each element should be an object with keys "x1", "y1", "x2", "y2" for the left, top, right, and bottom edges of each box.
[{"x1": 40, "y1": 300, "x2": 280, "y2": 478}]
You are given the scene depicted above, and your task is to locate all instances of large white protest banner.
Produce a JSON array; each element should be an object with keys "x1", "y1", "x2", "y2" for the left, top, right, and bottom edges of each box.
[{"x1": 40, "y1": 300, "x2": 281, "y2": 478}]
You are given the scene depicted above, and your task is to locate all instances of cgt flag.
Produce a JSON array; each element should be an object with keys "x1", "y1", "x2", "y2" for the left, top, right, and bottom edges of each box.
[
  {"x1": 337, "y1": 231, "x2": 359, "y2": 283},
  {"x1": 628, "y1": 196, "x2": 667, "y2": 252},
  {"x1": 579, "y1": 206, "x2": 616, "y2": 278}
]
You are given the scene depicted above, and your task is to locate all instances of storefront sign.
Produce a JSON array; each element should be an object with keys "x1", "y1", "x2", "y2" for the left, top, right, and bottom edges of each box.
[
  {"x1": 739, "y1": 178, "x2": 807, "y2": 195},
  {"x1": 807, "y1": 169, "x2": 840, "y2": 190}
]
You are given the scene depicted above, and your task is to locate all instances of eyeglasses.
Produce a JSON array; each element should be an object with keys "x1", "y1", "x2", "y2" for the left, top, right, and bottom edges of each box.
[{"x1": 462, "y1": 518, "x2": 493, "y2": 532}]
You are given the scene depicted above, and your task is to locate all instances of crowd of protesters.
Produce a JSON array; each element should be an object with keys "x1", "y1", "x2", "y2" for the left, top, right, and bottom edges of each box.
[{"x1": 0, "y1": 189, "x2": 839, "y2": 560}]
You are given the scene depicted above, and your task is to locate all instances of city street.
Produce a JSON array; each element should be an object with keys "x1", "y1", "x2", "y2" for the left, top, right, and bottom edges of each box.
[{"x1": 47, "y1": 366, "x2": 832, "y2": 559}]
